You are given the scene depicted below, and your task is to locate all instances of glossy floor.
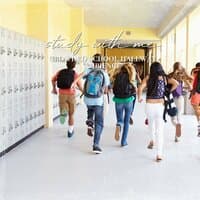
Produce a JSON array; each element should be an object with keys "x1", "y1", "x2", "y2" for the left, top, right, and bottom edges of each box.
[{"x1": 0, "y1": 100, "x2": 200, "y2": 200}]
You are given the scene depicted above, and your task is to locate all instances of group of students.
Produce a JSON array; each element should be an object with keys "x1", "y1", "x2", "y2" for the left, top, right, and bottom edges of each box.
[{"x1": 51, "y1": 53, "x2": 200, "y2": 162}]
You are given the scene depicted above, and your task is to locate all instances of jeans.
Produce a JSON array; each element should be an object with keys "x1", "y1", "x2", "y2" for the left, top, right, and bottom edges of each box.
[
  {"x1": 115, "y1": 101, "x2": 133, "y2": 145},
  {"x1": 87, "y1": 105, "x2": 104, "y2": 147},
  {"x1": 131, "y1": 94, "x2": 136, "y2": 115}
]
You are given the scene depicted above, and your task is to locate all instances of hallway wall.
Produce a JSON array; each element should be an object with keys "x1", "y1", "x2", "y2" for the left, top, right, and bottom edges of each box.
[{"x1": 0, "y1": 0, "x2": 27, "y2": 34}]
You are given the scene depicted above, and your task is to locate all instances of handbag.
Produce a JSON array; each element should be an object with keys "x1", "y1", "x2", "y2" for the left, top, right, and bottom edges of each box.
[{"x1": 163, "y1": 81, "x2": 178, "y2": 122}]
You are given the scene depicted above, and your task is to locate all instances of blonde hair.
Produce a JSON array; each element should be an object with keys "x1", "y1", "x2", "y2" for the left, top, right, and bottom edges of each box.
[
  {"x1": 111, "y1": 63, "x2": 135, "y2": 84},
  {"x1": 169, "y1": 64, "x2": 193, "y2": 82}
]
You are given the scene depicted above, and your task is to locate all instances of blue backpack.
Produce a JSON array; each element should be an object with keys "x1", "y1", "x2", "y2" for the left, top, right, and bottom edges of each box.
[{"x1": 84, "y1": 69, "x2": 105, "y2": 98}]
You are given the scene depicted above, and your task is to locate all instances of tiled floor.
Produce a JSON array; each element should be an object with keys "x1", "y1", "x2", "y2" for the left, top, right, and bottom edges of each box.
[{"x1": 0, "y1": 100, "x2": 200, "y2": 200}]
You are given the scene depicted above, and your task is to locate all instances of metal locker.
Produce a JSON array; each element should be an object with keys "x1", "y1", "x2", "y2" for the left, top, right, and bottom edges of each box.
[{"x1": 0, "y1": 27, "x2": 46, "y2": 154}]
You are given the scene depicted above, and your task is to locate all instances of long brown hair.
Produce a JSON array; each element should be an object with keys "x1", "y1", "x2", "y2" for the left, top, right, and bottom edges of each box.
[
  {"x1": 111, "y1": 63, "x2": 135, "y2": 84},
  {"x1": 168, "y1": 62, "x2": 192, "y2": 82}
]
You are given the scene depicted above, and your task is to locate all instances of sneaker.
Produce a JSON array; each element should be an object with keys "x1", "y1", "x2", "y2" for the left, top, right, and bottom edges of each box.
[
  {"x1": 87, "y1": 126, "x2": 93, "y2": 137},
  {"x1": 175, "y1": 137, "x2": 179, "y2": 142},
  {"x1": 115, "y1": 125, "x2": 121, "y2": 141},
  {"x1": 156, "y1": 156, "x2": 163, "y2": 162},
  {"x1": 68, "y1": 130, "x2": 74, "y2": 138},
  {"x1": 60, "y1": 110, "x2": 67, "y2": 124},
  {"x1": 147, "y1": 141, "x2": 154, "y2": 149},
  {"x1": 129, "y1": 116, "x2": 133, "y2": 125},
  {"x1": 92, "y1": 146, "x2": 102, "y2": 154},
  {"x1": 86, "y1": 119, "x2": 94, "y2": 128},
  {"x1": 121, "y1": 141, "x2": 128, "y2": 147}
]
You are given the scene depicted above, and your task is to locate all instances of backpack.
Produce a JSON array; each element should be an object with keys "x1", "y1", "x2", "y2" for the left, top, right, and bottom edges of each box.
[
  {"x1": 113, "y1": 71, "x2": 136, "y2": 98},
  {"x1": 57, "y1": 69, "x2": 75, "y2": 89},
  {"x1": 195, "y1": 71, "x2": 200, "y2": 93},
  {"x1": 84, "y1": 69, "x2": 105, "y2": 98}
]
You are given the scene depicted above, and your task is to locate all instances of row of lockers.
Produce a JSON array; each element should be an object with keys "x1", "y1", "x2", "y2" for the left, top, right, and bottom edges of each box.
[{"x1": 0, "y1": 27, "x2": 46, "y2": 154}]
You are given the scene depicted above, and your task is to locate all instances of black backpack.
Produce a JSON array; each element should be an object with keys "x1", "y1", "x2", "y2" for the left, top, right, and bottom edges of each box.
[
  {"x1": 195, "y1": 71, "x2": 200, "y2": 93},
  {"x1": 57, "y1": 69, "x2": 75, "y2": 89},
  {"x1": 113, "y1": 71, "x2": 136, "y2": 98},
  {"x1": 163, "y1": 82, "x2": 177, "y2": 122}
]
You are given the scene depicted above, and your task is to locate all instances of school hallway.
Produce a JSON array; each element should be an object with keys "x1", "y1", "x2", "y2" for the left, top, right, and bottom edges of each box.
[{"x1": 0, "y1": 100, "x2": 200, "y2": 200}]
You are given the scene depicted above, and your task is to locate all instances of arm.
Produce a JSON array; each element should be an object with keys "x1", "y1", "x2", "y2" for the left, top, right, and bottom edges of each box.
[
  {"x1": 51, "y1": 73, "x2": 58, "y2": 94},
  {"x1": 103, "y1": 73, "x2": 110, "y2": 94},
  {"x1": 76, "y1": 79, "x2": 83, "y2": 93},
  {"x1": 71, "y1": 71, "x2": 84, "y2": 89},
  {"x1": 183, "y1": 79, "x2": 193, "y2": 91},
  {"x1": 136, "y1": 72, "x2": 142, "y2": 84},
  {"x1": 138, "y1": 75, "x2": 148, "y2": 102},
  {"x1": 167, "y1": 77, "x2": 179, "y2": 92}
]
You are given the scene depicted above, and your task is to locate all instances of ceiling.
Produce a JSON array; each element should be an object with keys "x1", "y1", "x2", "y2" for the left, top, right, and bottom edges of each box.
[{"x1": 64, "y1": 0, "x2": 191, "y2": 28}]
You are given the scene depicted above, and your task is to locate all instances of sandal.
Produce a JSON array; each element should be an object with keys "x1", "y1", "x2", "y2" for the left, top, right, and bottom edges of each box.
[
  {"x1": 147, "y1": 141, "x2": 154, "y2": 149},
  {"x1": 115, "y1": 125, "x2": 121, "y2": 141},
  {"x1": 156, "y1": 156, "x2": 163, "y2": 162}
]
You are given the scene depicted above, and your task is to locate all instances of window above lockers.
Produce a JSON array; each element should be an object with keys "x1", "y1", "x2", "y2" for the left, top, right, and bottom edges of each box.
[
  {"x1": 155, "y1": 42, "x2": 161, "y2": 63},
  {"x1": 167, "y1": 30, "x2": 175, "y2": 73},
  {"x1": 175, "y1": 18, "x2": 187, "y2": 68},
  {"x1": 161, "y1": 37, "x2": 167, "y2": 71},
  {"x1": 188, "y1": 6, "x2": 200, "y2": 72}
]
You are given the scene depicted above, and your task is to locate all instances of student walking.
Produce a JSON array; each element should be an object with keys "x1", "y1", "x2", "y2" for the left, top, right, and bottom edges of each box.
[
  {"x1": 83, "y1": 54, "x2": 110, "y2": 154},
  {"x1": 168, "y1": 62, "x2": 193, "y2": 142},
  {"x1": 190, "y1": 64, "x2": 200, "y2": 136},
  {"x1": 52, "y1": 58, "x2": 83, "y2": 138},
  {"x1": 111, "y1": 63, "x2": 136, "y2": 147},
  {"x1": 138, "y1": 62, "x2": 178, "y2": 162},
  {"x1": 129, "y1": 64, "x2": 141, "y2": 125}
]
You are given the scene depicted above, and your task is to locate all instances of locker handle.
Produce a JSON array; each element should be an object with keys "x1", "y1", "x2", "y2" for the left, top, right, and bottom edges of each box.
[
  {"x1": 3, "y1": 89, "x2": 6, "y2": 95},
  {"x1": 41, "y1": 82, "x2": 44, "y2": 87},
  {"x1": 29, "y1": 84, "x2": 33, "y2": 90},
  {"x1": 20, "y1": 87, "x2": 24, "y2": 92},
  {"x1": 9, "y1": 124, "x2": 13, "y2": 132},
  {"x1": 1, "y1": 89, "x2": 5, "y2": 95},
  {"x1": 7, "y1": 48, "x2": 12, "y2": 56},
  {"x1": 25, "y1": 116, "x2": 29, "y2": 122},
  {"x1": 20, "y1": 119, "x2": 25, "y2": 126},
  {"x1": 25, "y1": 84, "x2": 29, "y2": 91},
  {"x1": 33, "y1": 53, "x2": 37, "y2": 59},
  {"x1": 2, "y1": 128, "x2": 6, "y2": 135},
  {"x1": 37, "y1": 82, "x2": 41, "y2": 88},
  {"x1": 34, "y1": 113, "x2": 37, "y2": 119},
  {"x1": 15, "y1": 121, "x2": 19, "y2": 128},
  {"x1": 19, "y1": 50, "x2": 23, "y2": 57},
  {"x1": 29, "y1": 52, "x2": 32, "y2": 58},
  {"x1": 24, "y1": 51, "x2": 28, "y2": 58},
  {"x1": 30, "y1": 114, "x2": 33, "y2": 120},
  {"x1": 0, "y1": 46, "x2": 5, "y2": 55},
  {"x1": 13, "y1": 49, "x2": 18, "y2": 56},
  {"x1": 14, "y1": 87, "x2": 19, "y2": 93},
  {"x1": 38, "y1": 111, "x2": 41, "y2": 116},
  {"x1": 8, "y1": 87, "x2": 12, "y2": 94}
]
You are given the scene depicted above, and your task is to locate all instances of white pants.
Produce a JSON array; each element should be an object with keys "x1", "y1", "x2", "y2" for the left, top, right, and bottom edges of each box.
[
  {"x1": 146, "y1": 103, "x2": 164, "y2": 156},
  {"x1": 171, "y1": 95, "x2": 184, "y2": 126}
]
